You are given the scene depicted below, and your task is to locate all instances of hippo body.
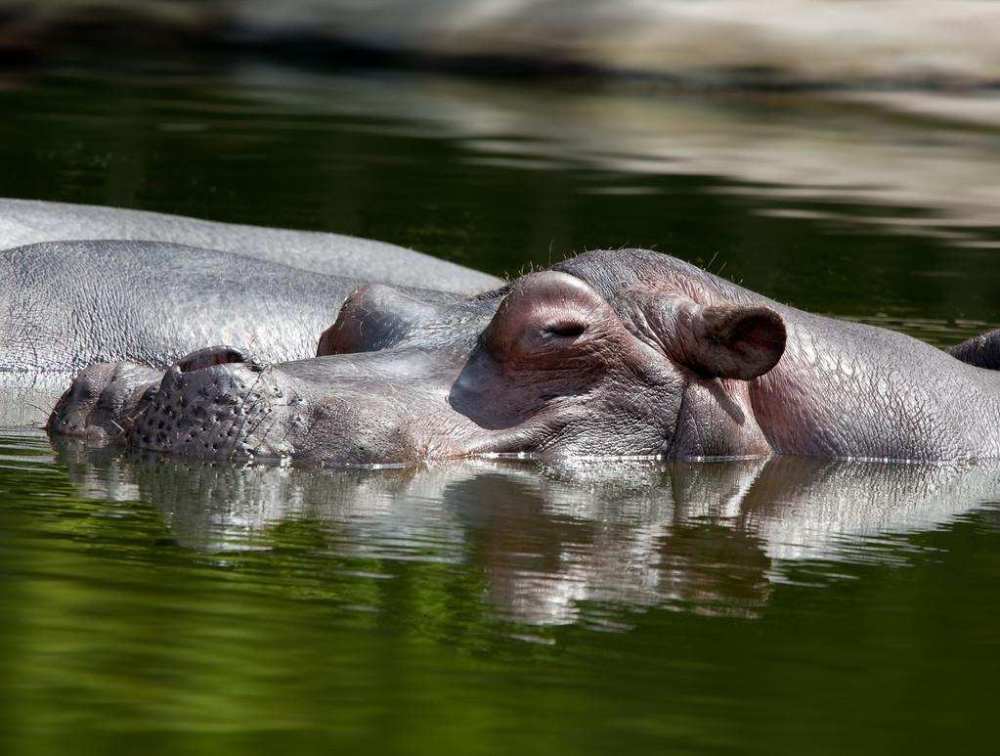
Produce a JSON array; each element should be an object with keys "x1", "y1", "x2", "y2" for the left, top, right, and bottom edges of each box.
[
  {"x1": 2, "y1": 239, "x2": 463, "y2": 374},
  {"x1": 49, "y1": 248, "x2": 1000, "y2": 464},
  {"x1": 0, "y1": 198, "x2": 500, "y2": 293},
  {"x1": 0, "y1": 240, "x2": 461, "y2": 426}
]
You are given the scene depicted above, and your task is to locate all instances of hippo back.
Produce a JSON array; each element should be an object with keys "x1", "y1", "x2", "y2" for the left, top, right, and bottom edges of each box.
[
  {"x1": 0, "y1": 240, "x2": 462, "y2": 374},
  {"x1": 0, "y1": 198, "x2": 501, "y2": 294}
]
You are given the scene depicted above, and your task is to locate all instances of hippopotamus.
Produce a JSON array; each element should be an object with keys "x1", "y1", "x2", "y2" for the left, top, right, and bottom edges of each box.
[{"x1": 47, "y1": 248, "x2": 1000, "y2": 465}]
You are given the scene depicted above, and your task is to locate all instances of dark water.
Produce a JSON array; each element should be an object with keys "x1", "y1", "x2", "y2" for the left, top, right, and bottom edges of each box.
[{"x1": 2, "y1": 55, "x2": 1000, "y2": 753}]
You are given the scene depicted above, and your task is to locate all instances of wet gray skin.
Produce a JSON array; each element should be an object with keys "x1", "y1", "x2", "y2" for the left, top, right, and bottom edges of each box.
[
  {"x1": 0, "y1": 198, "x2": 501, "y2": 293},
  {"x1": 0, "y1": 239, "x2": 463, "y2": 375},
  {"x1": 0, "y1": 239, "x2": 468, "y2": 426},
  {"x1": 49, "y1": 249, "x2": 1000, "y2": 465}
]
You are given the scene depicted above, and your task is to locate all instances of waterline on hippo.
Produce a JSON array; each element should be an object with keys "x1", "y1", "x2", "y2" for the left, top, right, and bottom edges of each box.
[{"x1": 48, "y1": 249, "x2": 1000, "y2": 466}]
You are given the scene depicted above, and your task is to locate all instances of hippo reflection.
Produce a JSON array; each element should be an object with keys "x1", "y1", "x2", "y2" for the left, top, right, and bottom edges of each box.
[
  {"x1": 51, "y1": 437, "x2": 1000, "y2": 624},
  {"x1": 49, "y1": 248, "x2": 1000, "y2": 465}
]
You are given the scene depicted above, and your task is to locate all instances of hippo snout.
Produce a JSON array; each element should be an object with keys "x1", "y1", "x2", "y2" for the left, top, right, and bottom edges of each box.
[
  {"x1": 48, "y1": 362, "x2": 163, "y2": 441},
  {"x1": 49, "y1": 346, "x2": 306, "y2": 460},
  {"x1": 135, "y1": 355, "x2": 300, "y2": 460}
]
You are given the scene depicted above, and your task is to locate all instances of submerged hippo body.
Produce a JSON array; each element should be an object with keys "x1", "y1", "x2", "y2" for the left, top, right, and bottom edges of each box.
[
  {"x1": 0, "y1": 240, "x2": 462, "y2": 426},
  {"x1": 0, "y1": 198, "x2": 500, "y2": 293},
  {"x1": 1, "y1": 239, "x2": 465, "y2": 373},
  {"x1": 49, "y1": 248, "x2": 1000, "y2": 464}
]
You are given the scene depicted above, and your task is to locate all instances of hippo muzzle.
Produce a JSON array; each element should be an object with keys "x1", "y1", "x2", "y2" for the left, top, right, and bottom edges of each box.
[
  {"x1": 49, "y1": 342, "x2": 479, "y2": 465},
  {"x1": 138, "y1": 357, "x2": 303, "y2": 460},
  {"x1": 50, "y1": 347, "x2": 306, "y2": 460}
]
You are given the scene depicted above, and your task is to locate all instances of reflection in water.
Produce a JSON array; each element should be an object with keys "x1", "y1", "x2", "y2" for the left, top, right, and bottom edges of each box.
[{"x1": 51, "y1": 438, "x2": 1000, "y2": 626}]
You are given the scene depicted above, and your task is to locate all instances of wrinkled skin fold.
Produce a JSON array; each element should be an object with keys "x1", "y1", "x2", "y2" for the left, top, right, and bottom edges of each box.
[{"x1": 48, "y1": 249, "x2": 1000, "y2": 465}]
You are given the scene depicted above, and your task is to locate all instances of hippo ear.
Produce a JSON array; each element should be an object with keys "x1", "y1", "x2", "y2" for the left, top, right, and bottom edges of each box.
[{"x1": 650, "y1": 297, "x2": 786, "y2": 380}]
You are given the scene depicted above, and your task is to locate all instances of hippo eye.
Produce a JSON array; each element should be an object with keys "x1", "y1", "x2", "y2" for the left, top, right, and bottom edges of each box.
[{"x1": 543, "y1": 321, "x2": 586, "y2": 339}]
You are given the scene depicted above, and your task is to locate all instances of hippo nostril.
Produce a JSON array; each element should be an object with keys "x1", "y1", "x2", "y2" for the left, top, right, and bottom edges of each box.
[{"x1": 176, "y1": 345, "x2": 256, "y2": 373}]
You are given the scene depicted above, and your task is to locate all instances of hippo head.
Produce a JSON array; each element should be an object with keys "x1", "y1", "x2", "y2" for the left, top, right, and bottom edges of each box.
[{"x1": 49, "y1": 250, "x2": 787, "y2": 465}]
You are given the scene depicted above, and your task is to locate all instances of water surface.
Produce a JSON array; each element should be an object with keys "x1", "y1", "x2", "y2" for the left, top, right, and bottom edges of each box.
[{"x1": 1, "y1": 55, "x2": 1000, "y2": 753}]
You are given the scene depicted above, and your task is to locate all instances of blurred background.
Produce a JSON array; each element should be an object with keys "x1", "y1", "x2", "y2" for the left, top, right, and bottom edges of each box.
[
  {"x1": 3, "y1": 3, "x2": 1000, "y2": 755},
  {"x1": 5, "y1": 0, "x2": 1000, "y2": 87}
]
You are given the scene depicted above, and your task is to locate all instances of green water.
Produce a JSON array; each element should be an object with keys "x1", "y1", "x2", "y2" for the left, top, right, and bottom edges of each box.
[{"x1": 2, "y1": 55, "x2": 1000, "y2": 754}]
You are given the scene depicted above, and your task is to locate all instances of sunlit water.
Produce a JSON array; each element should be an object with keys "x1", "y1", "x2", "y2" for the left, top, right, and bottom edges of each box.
[{"x1": 2, "y1": 54, "x2": 1000, "y2": 753}]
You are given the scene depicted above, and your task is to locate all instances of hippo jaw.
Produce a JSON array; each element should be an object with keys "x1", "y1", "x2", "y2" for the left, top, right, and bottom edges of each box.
[{"x1": 49, "y1": 268, "x2": 788, "y2": 466}]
